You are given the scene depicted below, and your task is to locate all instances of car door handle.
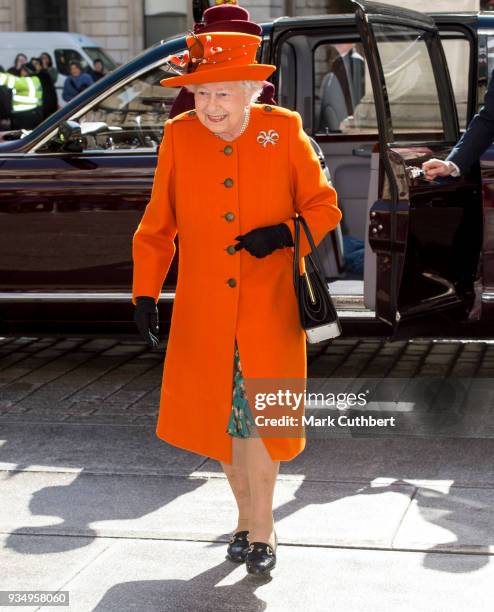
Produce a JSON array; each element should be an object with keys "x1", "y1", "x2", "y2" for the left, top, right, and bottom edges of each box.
[{"x1": 405, "y1": 166, "x2": 425, "y2": 180}]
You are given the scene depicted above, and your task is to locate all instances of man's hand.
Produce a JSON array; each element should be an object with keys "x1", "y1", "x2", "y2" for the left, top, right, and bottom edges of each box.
[
  {"x1": 422, "y1": 159, "x2": 455, "y2": 180},
  {"x1": 134, "y1": 296, "x2": 159, "y2": 349},
  {"x1": 234, "y1": 223, "x2": 294, "y2": 258}
]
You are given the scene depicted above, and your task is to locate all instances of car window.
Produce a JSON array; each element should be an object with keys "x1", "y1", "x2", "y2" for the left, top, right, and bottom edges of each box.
[
  {"x1": 439, "y1": 33, "x2": 472, "y2": 130},
  {"x1": 65, "y1": 64, "x2": 178, "y2": 151},
  {"x1": 277, "y1": 30, "x2": 378, "y2": 137},
  {"x1": 372, "y1": 24, "x2": 445, "y2": 142},
  {"x1": 478, "y1": 32, "x2": 493, "y2": 115},
  {"x1": 278, "y1": 41, "x2": 296, "y2": 110},
  {"x1": 487, "y1": 33, "x2": 494, "y2": 82},
  {"x1": 314, "y1": 41, "x2": 373, "y2": 136},
  {"x1": 55, "y1": 49, "x2": 87, "y2": 75}
]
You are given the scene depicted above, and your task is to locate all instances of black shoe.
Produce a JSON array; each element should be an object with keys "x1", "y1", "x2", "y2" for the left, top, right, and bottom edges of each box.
[
  {"x1": 245, "y1": 531, "x2": 277, "y2": 575},
  {"x1": 226, "y1": 530, "x2": 250, "y2": 562}
]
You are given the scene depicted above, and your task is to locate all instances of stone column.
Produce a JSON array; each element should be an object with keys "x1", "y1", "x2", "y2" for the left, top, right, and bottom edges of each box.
[
  {"x1": 70, "y1": 0, "x2": 144, "y2": 64},
  {"x1": 0, "y1": 0, "x2": 25, "y2": 31}
]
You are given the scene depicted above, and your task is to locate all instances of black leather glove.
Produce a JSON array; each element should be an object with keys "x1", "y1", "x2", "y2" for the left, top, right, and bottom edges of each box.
[
  {"x1": 134, "y1": 296, "x2": 159, "y2": 349},
  {"x1": 234, "y1": 222, "x2": 294, "y2": 258}
]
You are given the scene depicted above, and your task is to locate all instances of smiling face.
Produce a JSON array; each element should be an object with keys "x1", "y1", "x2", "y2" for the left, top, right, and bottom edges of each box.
[{"x1": 192, "y1": 81, "x2": 252, "y2": 139}]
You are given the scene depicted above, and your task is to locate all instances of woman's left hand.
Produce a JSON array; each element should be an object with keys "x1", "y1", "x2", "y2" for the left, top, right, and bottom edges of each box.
[
  {"x1": 134, "y1": 296, "x2": 160, "y2": 349},
  {"x1": 234, "y1": 223, "x2": 294, "y2": 258}
]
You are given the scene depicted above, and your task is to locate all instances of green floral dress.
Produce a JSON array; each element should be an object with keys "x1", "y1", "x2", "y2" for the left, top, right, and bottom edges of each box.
[{"x1": 226, "y1": 338, "x2": 256, "y2": 437}]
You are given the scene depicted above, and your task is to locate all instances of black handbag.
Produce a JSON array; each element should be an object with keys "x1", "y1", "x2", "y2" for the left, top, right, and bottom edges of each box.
[{"x1": 292, "y1": 215, "x2": 342, "y2": 343}]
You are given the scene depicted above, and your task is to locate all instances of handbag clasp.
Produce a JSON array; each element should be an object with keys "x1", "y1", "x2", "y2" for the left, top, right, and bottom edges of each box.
[{"x1": 303, "y1": 268, "x2": 317, "y2": 304}]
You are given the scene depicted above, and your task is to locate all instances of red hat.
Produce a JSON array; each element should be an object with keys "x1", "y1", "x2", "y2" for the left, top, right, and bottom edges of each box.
[
  {"x1": 194, "y1": 3, "x2": 262, "y2": 36},
  {"x1": 161, "y1": 31, "x2": 276, "y2": 88}
]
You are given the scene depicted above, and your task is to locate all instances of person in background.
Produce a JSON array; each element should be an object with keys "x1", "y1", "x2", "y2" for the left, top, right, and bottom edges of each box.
[
  {"x1": 422, "y1": 69, "x2": 494, "y2": 179},
  {"x1": 62, "y1": 60, "x2": 93, "y2": 102},
  {"x1": 88, "y1": 58, "x2": 106, "y2": 82},
  {"x1": 7, "y1": 53, "x2": 28, "y2": 76},
  {"x1": 40, "y1": 52, "x2": 58, "y2": 85},
  {"x1": 30, "y1": 57, "x2": 43, "y2": 73},
  {"x1": 318, "y1": 43, "x2": 365, "y2": 133},
  {"x1": 0, "y1": 62, "x2": 44, "y2": 129},
  {"x1": 30, "y1": 57, "x2": 58, "y2": 119}
]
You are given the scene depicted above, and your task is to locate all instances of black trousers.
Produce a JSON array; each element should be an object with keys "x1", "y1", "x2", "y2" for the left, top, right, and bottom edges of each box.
[{"x1": 10, "y1": 107, "x2": 44, "y2": 130}]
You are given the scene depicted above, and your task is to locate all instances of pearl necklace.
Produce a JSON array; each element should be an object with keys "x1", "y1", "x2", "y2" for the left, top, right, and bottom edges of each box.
[
  {"x1": 215, "y1": 105, "x2": 251, "y2": 141},
  {"x1": 237, "y1": 105, "x2": 251, "y2": 137}
]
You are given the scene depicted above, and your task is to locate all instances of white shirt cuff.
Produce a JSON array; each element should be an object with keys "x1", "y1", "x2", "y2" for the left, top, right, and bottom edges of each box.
[{"x1": 446, "y1": 161, "x2": 461, "y2": 177}]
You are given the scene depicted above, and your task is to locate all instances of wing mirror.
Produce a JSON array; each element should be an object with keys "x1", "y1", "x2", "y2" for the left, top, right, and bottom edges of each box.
[{"x1": 55, "y1": 120, "x2": 85, "y2": 152}]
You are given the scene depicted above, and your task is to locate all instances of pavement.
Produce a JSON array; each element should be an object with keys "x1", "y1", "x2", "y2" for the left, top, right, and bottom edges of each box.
[{"x1": 0, "y1": 335, "x2": 494, "y2": 611}]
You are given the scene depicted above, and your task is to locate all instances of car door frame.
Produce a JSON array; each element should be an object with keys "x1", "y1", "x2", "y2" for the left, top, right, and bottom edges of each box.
[
  {"x1": 353, "y1": 1, "x2": 483, "y2": 336},
  {"x1": 431, "y1": 15, "x2": 479, "y2": 126}
]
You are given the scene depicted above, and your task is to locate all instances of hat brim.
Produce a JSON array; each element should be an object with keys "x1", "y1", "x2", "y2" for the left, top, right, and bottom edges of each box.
[{"x1": 160, "y1": 63, "x2": 276, "y2": 88}]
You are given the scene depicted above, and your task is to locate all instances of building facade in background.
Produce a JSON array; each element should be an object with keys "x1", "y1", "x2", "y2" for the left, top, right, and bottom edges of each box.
[
  {"x1": 0, "y1": 0, "x2": 144, "y2": 64},
  {"x1": 0, "y1": 0, "x2": 490, "y2": 65}
]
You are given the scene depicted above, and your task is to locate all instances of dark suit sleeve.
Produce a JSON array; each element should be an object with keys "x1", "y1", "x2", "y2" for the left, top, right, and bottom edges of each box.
[{"x1": 447, "y1": 69, "x2": 494, "y2": 174}]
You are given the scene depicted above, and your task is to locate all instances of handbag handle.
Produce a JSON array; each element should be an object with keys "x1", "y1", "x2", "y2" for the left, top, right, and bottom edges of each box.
[
  {"x1": 292, "y1": 215, "x2": 328, "y2": 288},
  {"x1": 293, "y1": 216, "x2": 300, "y2": 289}
]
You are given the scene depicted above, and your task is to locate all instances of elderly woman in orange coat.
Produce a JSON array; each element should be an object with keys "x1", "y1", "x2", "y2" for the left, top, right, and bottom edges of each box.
[{"x1": 132, "y1": 28, "x2": 341, "y2": 577}]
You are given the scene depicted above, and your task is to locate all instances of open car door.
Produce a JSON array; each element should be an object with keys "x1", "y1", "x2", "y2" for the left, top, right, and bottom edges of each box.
[{"x1": 352, "y1": 0, "x2": 483, "y2": 335}]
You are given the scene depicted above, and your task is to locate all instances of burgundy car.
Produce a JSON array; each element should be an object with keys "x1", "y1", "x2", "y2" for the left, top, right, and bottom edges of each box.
[{"x1": 0, "y1": 1, "x2": 492, "y2": 339}]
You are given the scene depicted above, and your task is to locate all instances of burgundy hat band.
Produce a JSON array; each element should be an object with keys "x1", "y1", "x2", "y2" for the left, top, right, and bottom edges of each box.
[{"x1": 198, "y1": 20, "x2": 262, "y2": 36}]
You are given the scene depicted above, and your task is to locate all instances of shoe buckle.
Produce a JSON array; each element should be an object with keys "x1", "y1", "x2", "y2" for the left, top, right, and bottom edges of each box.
[{"x1": 248, "y1": 543, "x2": 273, "y2": 555}]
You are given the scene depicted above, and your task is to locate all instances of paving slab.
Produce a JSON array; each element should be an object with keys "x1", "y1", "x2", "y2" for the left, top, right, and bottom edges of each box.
[
  {"x1": 393, "y1": 483, "x2": 494, "y2": 553},
  {"x1": 0, "y1": 470, "x2": 414, "y2": 550},
  {"x1": 0, "y1": 533, "x2": 112, "y2": 612},
  {"x1": 1, "y1": 535, "x2": 493, "y2": 612}
]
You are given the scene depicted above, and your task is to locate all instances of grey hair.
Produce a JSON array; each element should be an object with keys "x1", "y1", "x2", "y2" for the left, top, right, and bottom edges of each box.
[{"x1": 186, "y1": 80, "x2": 265, "y2": 103}]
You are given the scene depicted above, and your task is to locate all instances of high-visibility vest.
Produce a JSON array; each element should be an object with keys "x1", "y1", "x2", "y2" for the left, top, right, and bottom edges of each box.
[{"x1": 0, "y1": 72, "x2": 43, "y2": 112}]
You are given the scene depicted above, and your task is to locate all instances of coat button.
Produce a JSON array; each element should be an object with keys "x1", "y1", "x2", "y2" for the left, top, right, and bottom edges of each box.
[
  {"x1": 263, "y1": 105, "x2": 273, "y2": 112},
  {"x1": 226, "y1": 245, "x2": 236, "y2": 255},
  {"x1": 223, "y1": 145, "x2": 233, "y2": 155},
  {"x1": 188, "y1": 110, "x2": 196, "y2": 117},
  {"x1": 223, "y1": 177, "x2": 234, "y2": 188},
  {"x1": 227, "y1": 278, "x2": 237, "y2": 287},
  {"x1": 224, "y1": 211, "x2": 235, "y2": 222}
]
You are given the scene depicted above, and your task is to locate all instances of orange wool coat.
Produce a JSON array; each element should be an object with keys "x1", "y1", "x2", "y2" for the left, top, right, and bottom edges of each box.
[{"x1": 132, "y1": 103, "x2": 341, "y2": 464}]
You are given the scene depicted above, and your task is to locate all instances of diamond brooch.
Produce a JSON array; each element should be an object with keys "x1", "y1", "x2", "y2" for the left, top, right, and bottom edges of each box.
[{"x1": 256, "y1": 129, "x2": 279, "y2": 147}]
